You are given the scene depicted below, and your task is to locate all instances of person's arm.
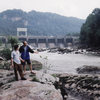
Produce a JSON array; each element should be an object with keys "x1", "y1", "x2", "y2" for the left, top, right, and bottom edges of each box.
[
  {"x1": 19, "y1": 51, "x2": 24, "y2": 62},
  {"x1": 19, "y1": 57, "x2": 24, "y2": 62},
  {"x1": 29, "y1": 47, "x2": 38, "y2": 53},
  {"x1": 11, "y1": 52, "x2": 14, "y2": 67},
  {"x1": 28, "y1": 46, "x2": 34, "y2": 53},
  {"x1": 11, "y1": 58, "x2": 14, "y2": 68},
  {"x1": 34, "y1": 51, "x2": 38, "y2": 54},
  {"x1": 19, "y1": 46, "x2": 23, "y2": 53}
]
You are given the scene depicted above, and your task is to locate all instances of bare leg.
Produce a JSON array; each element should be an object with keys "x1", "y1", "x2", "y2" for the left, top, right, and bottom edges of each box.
[
  {"x1": 29, "y1": 64, "x2": 32, "y2": 72},
  {"x1": 29, "y1": 64, "x2": 35, "y2": 74}
]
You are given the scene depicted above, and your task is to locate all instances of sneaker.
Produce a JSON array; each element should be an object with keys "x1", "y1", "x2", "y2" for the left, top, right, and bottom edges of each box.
[{"x1": 21, "y1": 77, "x2": 27, "y2": 80}]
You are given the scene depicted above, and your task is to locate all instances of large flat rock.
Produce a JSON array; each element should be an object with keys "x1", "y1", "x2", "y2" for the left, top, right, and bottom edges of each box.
[{"x1": 0, "y1": 80, "x2": 63, "y2": 100}]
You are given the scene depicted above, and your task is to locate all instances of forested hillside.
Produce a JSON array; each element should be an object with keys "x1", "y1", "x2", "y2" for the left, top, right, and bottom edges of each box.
[
  {"x1": 80, "y1": 8, "x2": 100, "y2": 48},
  {"x1": 0, "y1": 9, "x2": 85, "y2": 36}
]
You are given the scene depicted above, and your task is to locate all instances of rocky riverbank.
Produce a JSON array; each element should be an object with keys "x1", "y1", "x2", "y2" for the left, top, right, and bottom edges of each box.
[
  {"x1": 0, "y1": 58, "x2": 63, "y2": 100},
  {"x1": 47, "y1": 47, "x2": 100, "y2": 56},
  {"x1": 57, "y1": 73, "x2": 100, "y2": 100},
  {"x1": 54, "y1": 65, "x2": 100, "y2": 100},
  {"x1": 2, "y1": 68, "x2": 100, "y2": 100},
  {"x1": 0, "y1": 70, "x2": 63, "y2": 100},
  {"x1": 76, "y1": 65, "x2": 100, "y2": 74},
  {"x1": 1, "y1": 65, "x2": 100, "y2": 100},
  {"x1": 1, "y1": 55, "x2": 100, "y2": 100}
]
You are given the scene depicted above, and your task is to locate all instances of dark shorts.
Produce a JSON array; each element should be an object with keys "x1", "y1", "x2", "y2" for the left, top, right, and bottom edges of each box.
[{"x1": 21, "y1": 59, "x2": 31, "y2": 66}]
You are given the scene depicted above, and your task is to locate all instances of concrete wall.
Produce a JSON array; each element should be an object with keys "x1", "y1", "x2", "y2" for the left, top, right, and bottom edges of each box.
[{"x1": 0, "y1": 36, "x2": 79, "y2": 48}]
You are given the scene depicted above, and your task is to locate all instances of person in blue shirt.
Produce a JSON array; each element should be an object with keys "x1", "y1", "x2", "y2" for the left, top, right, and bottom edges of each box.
[{"x1": 19, "y1": 41, "x2": 38, "y2": 74}]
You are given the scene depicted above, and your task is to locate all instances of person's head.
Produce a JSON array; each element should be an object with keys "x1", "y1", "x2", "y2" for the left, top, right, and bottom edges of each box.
[
  {"x1": 14, "y1": 45, "x2": 19, "y2": 51},
  {"x1": 23, "y1": 41, "x2": 28, "y2": 46}
]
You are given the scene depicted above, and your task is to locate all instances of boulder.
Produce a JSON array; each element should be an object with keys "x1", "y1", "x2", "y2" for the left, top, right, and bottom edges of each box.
[
  {"x1": 35, "y1": 71, "x2": 56, "y2": 84},
  {"x1": 76, "y1": 65, "x2": 100, "y2": 74},
  {"x1": 0, "y1": 70, "x2": 15, "y2": 87},
  {"x1": 0, "y1": 60, "x2": 11, "y2": 70},
  {"x1": 0, "y1": 80, "x2": 63, "y2": 100},
  {"x1": 20, "y1": 71, "x2": 57, "y2": 84},
  {"x1": 31, "y1": 60, "x2": 42, "y2": 70},
  {"x1": 0, "y1": 70, "x2": 63, "y2": 100},
  {"x1": 58, "y1": 73, "x2": 100, "y2": 100}
]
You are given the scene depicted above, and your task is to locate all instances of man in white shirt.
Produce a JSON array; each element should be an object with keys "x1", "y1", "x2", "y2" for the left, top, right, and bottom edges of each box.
[{"x1": 11, "y1": 45, "x2": 26, "y2": 81}]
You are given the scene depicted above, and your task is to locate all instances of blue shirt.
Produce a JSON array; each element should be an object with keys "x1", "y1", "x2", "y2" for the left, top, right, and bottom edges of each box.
[{"x1": 19, "y1": 45, "x2": 34, "y2": 60}]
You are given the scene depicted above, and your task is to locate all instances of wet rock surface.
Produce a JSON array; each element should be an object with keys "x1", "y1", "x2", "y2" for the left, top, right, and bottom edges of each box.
[
  {"x1": 76, "y1": 65, "x2": 100, "y2": 74},
  {"x1": 48, "y1": 47, "x2": 100, "y2": 55},
  {"x1": 48, "y1": 48, "x2": 74, "y2": 54},
  {"x1": 58, "y1": 73, "x2": 100, "y2": 100},
  {"x1": 0, "y1": 70, "x2": 15, "y2": 87},
  {"x1": 48, "y1": 48, "x2": 88, "y2": 55}
]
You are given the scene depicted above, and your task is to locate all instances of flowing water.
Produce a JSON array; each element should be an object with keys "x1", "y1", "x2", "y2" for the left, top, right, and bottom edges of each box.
[{"x1": 30, "y1": 51, "x2": 100, "y2": 74}]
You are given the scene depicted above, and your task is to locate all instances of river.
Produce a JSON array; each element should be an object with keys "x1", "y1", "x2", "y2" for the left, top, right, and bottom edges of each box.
[{"x1": 30, "y1": 51, "x2": 100, "y2": 74}]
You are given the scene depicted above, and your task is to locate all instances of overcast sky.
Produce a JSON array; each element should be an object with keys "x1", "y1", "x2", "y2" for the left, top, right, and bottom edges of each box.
[{"x1": 0, "y1": 0, "x2": 100, "y2": 19}]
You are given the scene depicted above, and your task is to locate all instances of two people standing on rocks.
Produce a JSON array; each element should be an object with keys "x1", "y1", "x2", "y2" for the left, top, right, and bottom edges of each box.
[{"x1": 11, "y1": 41, "x2": 38, "y2": 81}]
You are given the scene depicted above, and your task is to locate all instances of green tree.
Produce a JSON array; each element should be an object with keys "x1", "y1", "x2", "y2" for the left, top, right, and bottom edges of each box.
[
  {"x1": 0, "y1": 39, "x2": 2, "y2": 46},
  {"x1": 8, "y1": 36, "x2": 18, "y2": 50},
  {"x1": 0, "y1": 48, "x2": 11, "y2": 60},
  {"x1": 80, "y1": 8, "x2": 100, "y2": 48}
]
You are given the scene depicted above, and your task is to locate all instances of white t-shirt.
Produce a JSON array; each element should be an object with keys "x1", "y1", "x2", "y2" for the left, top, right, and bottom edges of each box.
[{"x1": 11, "y1": 50, "x2": 21, "y2": 64}]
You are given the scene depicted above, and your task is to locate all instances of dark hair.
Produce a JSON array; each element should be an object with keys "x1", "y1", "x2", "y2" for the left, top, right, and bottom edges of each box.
[
  {"x1": 23, "y1": 41, "x2": 25, "y2": 44},
  {"x1": 14, "y1": 45, "x2": 19, "y2": 50},
  {"x1": 23, "y1": 41, "x2": 27, "y2": 44}
]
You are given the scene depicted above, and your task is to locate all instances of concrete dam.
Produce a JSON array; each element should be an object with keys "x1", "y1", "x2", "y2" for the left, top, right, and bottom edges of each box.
[{"x1": 0, "y1": 36, "x2": 79, "y2": 48}]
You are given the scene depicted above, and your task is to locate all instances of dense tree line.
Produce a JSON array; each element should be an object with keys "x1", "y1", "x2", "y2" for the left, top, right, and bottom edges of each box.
[
  {"x1": 0, "y1": 9, "x2": 84, "y2": 36},
  {"x1": 80, "y1": 8, "x2": 100, "y2": 48}
]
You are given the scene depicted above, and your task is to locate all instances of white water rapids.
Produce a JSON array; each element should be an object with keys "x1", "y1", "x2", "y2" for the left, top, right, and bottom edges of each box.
[{"x1": 30, "y1": 51, "x2": 100, "y2": 74}]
